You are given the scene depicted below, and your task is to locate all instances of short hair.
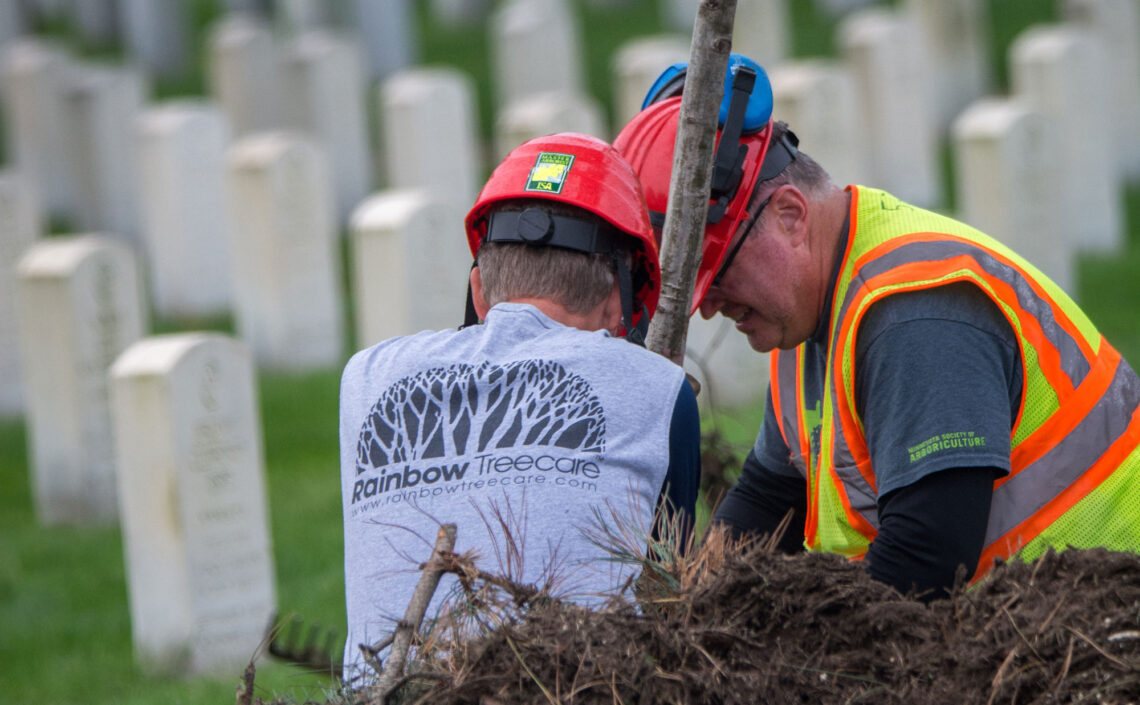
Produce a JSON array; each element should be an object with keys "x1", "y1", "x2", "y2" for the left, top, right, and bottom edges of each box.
[
  {"x1": 750, "y1": 121, "x2": 835, "y2": 215},
  {"x1": 477, "y1": 200, "x2": 626, "y2": 314}
]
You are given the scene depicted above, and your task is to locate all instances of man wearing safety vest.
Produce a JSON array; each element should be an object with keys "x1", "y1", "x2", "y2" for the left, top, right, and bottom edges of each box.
[
  {"x1": 615, "y1": 54, "x2": 1140, "y2": 599},
  {"x1": 339, "y1": 133, "x2": 700, "y2": 683}
]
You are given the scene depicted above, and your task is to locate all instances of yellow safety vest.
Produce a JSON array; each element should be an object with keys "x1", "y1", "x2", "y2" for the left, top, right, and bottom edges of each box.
[{"x1": 769, "y1": 186, "x2": 1140, "y2": 581}]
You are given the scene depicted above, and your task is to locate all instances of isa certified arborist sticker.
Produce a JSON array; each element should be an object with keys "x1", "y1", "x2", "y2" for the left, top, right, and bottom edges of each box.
[{"x1": 525, "y1": 152, "x2": 575, "y2": 194}]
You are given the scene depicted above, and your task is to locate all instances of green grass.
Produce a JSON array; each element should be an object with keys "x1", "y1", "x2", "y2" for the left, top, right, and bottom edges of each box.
[{"x1": 3, "y1": 0, "x2": 1132, "y2": 703}]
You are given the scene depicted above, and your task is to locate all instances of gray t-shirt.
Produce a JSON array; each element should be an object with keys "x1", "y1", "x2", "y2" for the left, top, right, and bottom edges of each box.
[{"x1": 339, "y1": 303, "x2": 692, "y2": 683}]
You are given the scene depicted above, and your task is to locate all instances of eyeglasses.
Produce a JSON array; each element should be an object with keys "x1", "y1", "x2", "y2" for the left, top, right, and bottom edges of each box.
[{"x1": 711, "y1": 194, "x2": 772, "y2": 288}]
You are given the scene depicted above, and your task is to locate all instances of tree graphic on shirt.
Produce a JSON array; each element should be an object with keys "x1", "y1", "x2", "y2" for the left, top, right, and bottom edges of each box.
[{"x1": 356, "y1": 360, "x2": 606, "y2": 473}]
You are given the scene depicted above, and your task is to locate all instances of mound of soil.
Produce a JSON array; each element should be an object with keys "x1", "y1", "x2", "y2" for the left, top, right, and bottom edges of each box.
[{"x1": 380, "y1": 546, "x2": 1140, "y2": 705}]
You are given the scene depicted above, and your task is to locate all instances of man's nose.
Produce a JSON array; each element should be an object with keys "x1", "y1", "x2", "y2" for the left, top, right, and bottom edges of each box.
[{"x1": 698, "y1": 292, "x2": 723, "y2": 320}]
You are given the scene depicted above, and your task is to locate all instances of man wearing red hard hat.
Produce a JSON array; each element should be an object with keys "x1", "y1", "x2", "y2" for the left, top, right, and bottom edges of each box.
[
  {"x1": 339, "y1": 133, "x2": 700, "y2": 685},
  {"x1": 616, "y1": 54, "x2": 1140, "y2": 600}
]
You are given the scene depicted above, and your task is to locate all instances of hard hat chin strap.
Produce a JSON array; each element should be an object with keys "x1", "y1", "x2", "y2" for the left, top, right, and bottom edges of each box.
[{"x1": 614, "y1": 252, "x2": 647, "y2": 346}]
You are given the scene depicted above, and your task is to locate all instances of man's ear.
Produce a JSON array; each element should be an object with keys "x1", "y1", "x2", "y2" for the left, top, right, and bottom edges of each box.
[
  {"x1": 470, "y1": 266, "x2": 490, "y2": 320},
  {"x1": 771, "y1": 185, "x2": 810, "y2": 244}
]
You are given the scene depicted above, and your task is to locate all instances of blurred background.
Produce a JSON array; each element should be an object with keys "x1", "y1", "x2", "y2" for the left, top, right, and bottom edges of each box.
[{"x1": 1, "y1": 0, "x2": 1138, "y2": 703}]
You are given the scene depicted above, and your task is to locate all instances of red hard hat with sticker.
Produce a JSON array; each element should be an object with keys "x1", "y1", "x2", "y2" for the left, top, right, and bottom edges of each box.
[{"x1": 465, "y1": 133, "x2": 661, "y2": 324}]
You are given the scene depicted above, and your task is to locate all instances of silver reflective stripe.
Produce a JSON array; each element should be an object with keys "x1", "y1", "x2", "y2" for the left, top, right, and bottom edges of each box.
[
  {"x1": 841, "y1": 239, "x2": 1090, "y2": 388},
  {"x1": 828, "y1": 385, "x2": 878, "y2": 526},
  {"x1": 776, "y1": 349, "x2": 806, "y2": 477},
  {"x1": 985, "y1": 357, "x2": 1140, "y2": 543}
]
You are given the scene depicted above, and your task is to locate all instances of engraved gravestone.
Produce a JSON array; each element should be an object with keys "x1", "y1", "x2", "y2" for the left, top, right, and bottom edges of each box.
[
  {"x1": 63, "y1": 63, "x2": 146, "y2": 249},
  {"x1": 135, "y1": 100, "x2": 233, "y2": 318},
  {"x1": 280, "y1": 28, "x2": 374, "y2": 223},
  {"x1": 225, "y1": 132, "x2": 345, "y2": 370},
  {"x1": 1011, "y1": 24, "x2": 1122, "y2": 255},
  {"x1": 206, "y1": 13, "x2": 283, "y2": 138},
  {"x1": 611, "y1": 35, "x2": 689, "y2": 126},
  {"x1": 379, "y1": 67, "x2": 481, "y2": 210},
  {"x1": 952, "y1": 98, "x2": 1072, "y2": 293},
  {"x1": 349, "y1": 190, "x2": 469, "y2": 347},
  {"x1": 0, "y1": 171, "x2": 41, "y2": 417},
  {"x1": 490, "y1": 0, "x2": 583, "y2": 107},
  {"x1": 0, "y1": 38, "x2": 75, "y2": 220},
  {"x1": 770, "y1": 59, "x2": 868, "y2": 190},
  {"x1": 494, "y1": 92, "x2": 606, "y2": 163},
  {"x1": 16, "y1": 234, "x2": 145, "y2": 525},
  {"x1": 110, "y1": 333, "x2": 276, "y2": 675},
  {"x1": 839, "y1": 8, "x2": 941, "y2": 207},
  {"x1": 904, "y1": 0, "x2": 990, "y2": 131}
]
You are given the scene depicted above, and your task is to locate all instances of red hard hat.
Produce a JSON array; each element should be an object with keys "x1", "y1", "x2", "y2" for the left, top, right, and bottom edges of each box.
[
  {"x1": 614, "y1": 96, "x2": 778, "y2": 313},
  {"x1": 465, "y1": 132, "x2": 661, "y2": 322}
]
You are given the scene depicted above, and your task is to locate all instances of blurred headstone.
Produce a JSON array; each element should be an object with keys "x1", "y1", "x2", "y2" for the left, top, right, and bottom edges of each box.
[
  {"x1": 661, "y1": 0, "x2": 697, "y2": 32},
  {"x1": 225, "y1": 132, "x2": 345, "y2": 370},
  {"x1": 0, "y1": 0, "x2": 28, "y2": 48},
  {"x1": 135, "y1": 100, "x2": 234, "y2": 319},
  {"x1": 379, "y1": 66, "x2": 481, "y2": 210},
  {"x1": 431, "y1": 0, "x2": 492, "y2": 29},
  {"x1": 0, "y1": 38, "x2": 76, "y2": 221},
  {"x1": 71, "y1": 0, "x2": 120, "y2": 47},
  {"x1": 903, "y1": 0, "x2": 990, "y2": 132},
  {"x1": 1011, "y1": 24, "x2": 1122, "y2": 254},
  {"x1": 733, "y1": 0, "x2": 790, "y2": 71},
  {"x1": 1062, "y1": 0, "x2": 1140, "y2": 180},
  {"x1": 490, "y1": 0, "x2": 583, "y2": 107},
  {"x1": 275, "y1": 0, "x2": 334, "y2": 32},
  {"x1": 611, "y1": 34, "x2": 689, "y2": 126},
  {"x1": 839, "y1": 8, "x2": 941, "y2": 208},
  {"x1": 206, "y1": 13, "x2": 284, "y2": 138},
  {"x1": 813, "y1": 0, "x2": 878, "y2": 19},
  {"x1": 770, "y1": 59, "x2": 867, "y2": 190},
  {"x1": 952, "y1": 98, "x2": 1072, "y2": 294},
  {"x1": 345, "y1": 0, "x2": 416, "y2": 82},
  {"x1": 683, "y1": 315, "x2": 769, "y2": 414},
  {"x1": 110, "y1": 332, "x2": 276, "y2": 676},
  {"x1": 0, "y1": 171, "x2": 41, "y2": 418},
  {"x1": 63, "y1": 63, "x2": 146, "y2": 249},
  {"x1": 16, "y1": 234, "x2": 145, "y2": 526},
  {"x1": 349, "y1": 190, "x2": 469, "y2": 347},
  {"x1": 494, "y1": 91, "x2": 606, "y2": 163},
  {"x1": 117, "y1": 0, "x2": 189, "y2": 78},
  {"x1": 221, "y1": 0, "x2": 274, "y2": 16},
  {"x1": 280, "y1": 28, "x2": 374, "y2": 223}
]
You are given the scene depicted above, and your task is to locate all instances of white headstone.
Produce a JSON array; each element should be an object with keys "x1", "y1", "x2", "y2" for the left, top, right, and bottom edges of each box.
[
  {"x1": 345, "y1": 0, "x2": 416, "y2": 82},
  {"x1": 903, "y1": 0, "x2": 990, "y2": 131},
  {"x1": 839, "y1": 8, "x2": 941, "y2": 208},
  {"x1": 733, "y1": 0, "x2": 790, "y2": 71},
  {"x1": 684, "y1": 315, "x2": 769, "y2": 413},
  {"x1": 1062, "y1": 0, "x2": 1140, "y2": 180},
  {"x1": 349, "y1": 190, "x2": 469, "y2": 347},
  {"x1": 952, "y1": 98, "x2": 1073, "y2": 294},
  {"x1": 494, "y1": 92, "x2": 607, "y2": 163},
  {"x1": 490, "y1": 0, "x2": 583, "y2": 107},
  {"x1": 611, "y1": 34, "x2": 690, "y2": 126},
  {"x1": 275, "y1": 0, "x2": 333, "y2": 32},
  {"x1": 1011, "y1": 24, "x2": 1123, "y2": 254},
  {"x1": 72, "y1": 0, "x2": 120, "y2": 46},
  {"x1": 280, "y1": 28, "x2": 374, "y2": 223},
  {"x1": 206, "y1": 13, "x2": 284, "y2": 138},
  {"x1": 0, "y1": 171, "x2": 41, "y2": 417},
  {"x1": 0, "y1": 39, "x2": 75, "y2": 220},
  {"x1": 135, "y1": 100, "x2": 234, "y2": 318},
  {"x1": 378, "y1": 67, "x2": 481, "y2": 210},
  {"x1": 117, "y1": 0, "x2": 189, "y2": 78},
  {"x1": 770, "y1": 59, "x2": 868, "y2": 190},
  {"x1": 62, "y1": 63, "x2": 146, "y2": 249},
  {"x1": 0, "y1": 0, "x2": 28, "y2": 48},
  {"x1": 110, "y1": 333, "x2": 276, "y2": 676},
  {"x1": 225, "y1": 132, "x2": 345, "y2": 370},
  {"x1": 16, "y1": 234, "x2": 145, "y2": 525}
]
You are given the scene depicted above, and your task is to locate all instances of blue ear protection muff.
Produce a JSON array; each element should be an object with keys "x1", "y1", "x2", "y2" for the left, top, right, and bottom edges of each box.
[{"x1": 641, "y1": 53, "x2": 774, "y2": 135}]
